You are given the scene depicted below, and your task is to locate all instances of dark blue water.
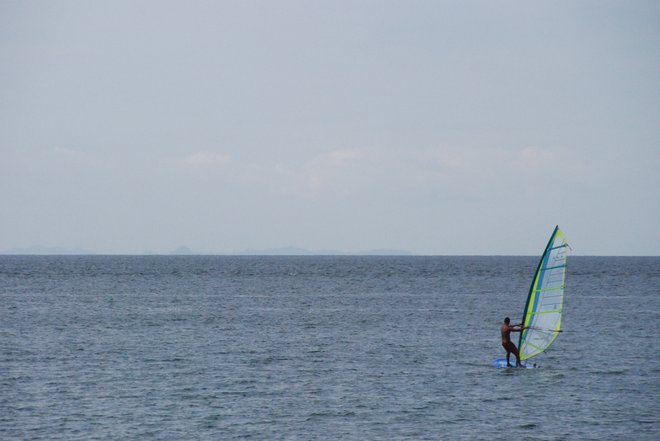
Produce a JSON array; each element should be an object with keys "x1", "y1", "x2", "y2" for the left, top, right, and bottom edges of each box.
[{"x1": 1, "y1": 256, "x2": 658, "y2": 440}]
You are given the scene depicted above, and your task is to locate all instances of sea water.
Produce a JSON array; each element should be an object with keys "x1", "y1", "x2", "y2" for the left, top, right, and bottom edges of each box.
[{"x1": 1, "y1": 256, "x2": 658, "y2": 440}]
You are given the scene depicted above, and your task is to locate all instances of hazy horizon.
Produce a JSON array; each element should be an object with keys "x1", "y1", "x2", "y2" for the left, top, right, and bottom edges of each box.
[
  {"x1": 2, "y1": 244, "x2": 657, "y2": 257},
  {"x1": 2, "y1": 1, "x2": 659, "y2": 256}
]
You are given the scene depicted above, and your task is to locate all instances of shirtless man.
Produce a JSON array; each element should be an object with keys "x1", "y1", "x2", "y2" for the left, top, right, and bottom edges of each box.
[{"x1": 501, "y1": 317, "x2": 525, "y2": 367}]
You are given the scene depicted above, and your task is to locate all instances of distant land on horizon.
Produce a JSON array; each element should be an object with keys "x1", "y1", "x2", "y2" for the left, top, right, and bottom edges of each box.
[
  {"x1": 1, "y1": 245, "x2": 413, "y2": 256},
  {"x1": 2, "y1": 246, "x2": 656, "y2": 257},
  {"x1": 152, "y1": 245, "x2": 414, "y2": 256},
  {"x1": 2, "y1": 246, "x2": 96, "y2": 255}
]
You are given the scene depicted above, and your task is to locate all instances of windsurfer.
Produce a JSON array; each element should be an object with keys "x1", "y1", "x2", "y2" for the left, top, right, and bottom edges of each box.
[{"x1": 501, "y1": 317, "x2": 525, "y2": 367}]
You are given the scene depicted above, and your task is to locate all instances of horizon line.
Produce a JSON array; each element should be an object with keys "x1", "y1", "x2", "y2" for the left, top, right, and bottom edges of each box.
[
  {"x1": 1, "y1": 252, "x2": 657, "y2": 258},
  {"x1": 1, "y1": 245, "x2": 657, "y2": 257}
]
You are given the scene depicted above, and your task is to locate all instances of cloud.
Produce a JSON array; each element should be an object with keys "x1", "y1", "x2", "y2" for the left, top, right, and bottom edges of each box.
[
  {"x1": 327, "y1": 149, "x2": 362, "y2": 162},
  {"x1": 302, "y1": 148, "x2": 365, "y2": 191},
  {"x1": 183, "y1": 150, "x2": 232, "y2": 167},
  {"x1": 161, "y1": 143, "x2": 601, "y2": 213},
  {"x1": 0, "y1": 147, "x2": 113, "y2": 174}
]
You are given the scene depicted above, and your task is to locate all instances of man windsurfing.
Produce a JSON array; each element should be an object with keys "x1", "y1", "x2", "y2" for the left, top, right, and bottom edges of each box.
[{"x1": 501, "y1": 317, "x2": 525, "y2": 367}]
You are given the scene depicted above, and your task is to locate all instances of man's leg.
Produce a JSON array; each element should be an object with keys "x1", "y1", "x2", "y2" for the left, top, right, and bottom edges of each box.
[{"x1": 513, "y1": 347, "x2": 522, "y2": 367}]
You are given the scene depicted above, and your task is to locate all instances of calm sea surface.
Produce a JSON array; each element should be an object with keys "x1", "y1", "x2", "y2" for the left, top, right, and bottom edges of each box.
[{"x1": 1, "y1": 256, "x2": 658, "y2": 440}]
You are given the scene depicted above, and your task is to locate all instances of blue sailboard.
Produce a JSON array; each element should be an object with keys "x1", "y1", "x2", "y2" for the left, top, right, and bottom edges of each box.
[{"x1": 492, "y1": 358, "x2": 538, "y2": 369}]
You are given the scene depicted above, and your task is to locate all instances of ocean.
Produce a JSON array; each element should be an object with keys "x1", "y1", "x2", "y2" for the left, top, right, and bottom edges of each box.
[{"x1": 1, "y1": 256, "x2": 658, "y2": 440}]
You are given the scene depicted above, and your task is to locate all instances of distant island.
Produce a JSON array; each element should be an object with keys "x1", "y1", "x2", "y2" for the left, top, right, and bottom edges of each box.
[
  {"x1": 1, "y1": 246, "x2": 94, "y2": 255},
  {"x1": 1, "y1": 245, "x2": 412, "y2": 256},
  {"x1": 170, "y1": 246, "x2": 412, "y2": 256}
]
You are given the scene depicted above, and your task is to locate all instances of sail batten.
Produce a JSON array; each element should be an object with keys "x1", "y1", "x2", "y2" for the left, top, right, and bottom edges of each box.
[
  {"x1": 518, "y1": 226, "x2": 569, "y2": 361},
  {"x1": 535, "y1": 286, "x2": 564, "y2": 293},
  {"x1": 542, "y1": 264, "x2": 566, "y2": 271}
]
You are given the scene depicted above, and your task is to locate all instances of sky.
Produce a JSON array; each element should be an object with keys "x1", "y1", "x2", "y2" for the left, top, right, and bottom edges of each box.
[{"x1": 1, "y1": 1, "x2": 659, "y2": 255}]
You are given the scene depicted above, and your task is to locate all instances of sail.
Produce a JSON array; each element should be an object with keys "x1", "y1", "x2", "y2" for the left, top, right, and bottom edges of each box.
[{"x1": 518, "y1": 226, "x2": 569, "y2": 360}]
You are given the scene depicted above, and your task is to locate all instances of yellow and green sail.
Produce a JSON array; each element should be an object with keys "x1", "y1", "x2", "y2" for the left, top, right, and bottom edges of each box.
[{"x1": 518, "y1": 226, "x2": 570, "y2": 360}]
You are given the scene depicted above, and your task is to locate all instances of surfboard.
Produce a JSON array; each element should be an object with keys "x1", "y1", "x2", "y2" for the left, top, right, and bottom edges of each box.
[{"x1": 491, "y1": 358, "x2": 538, "y2": 369}]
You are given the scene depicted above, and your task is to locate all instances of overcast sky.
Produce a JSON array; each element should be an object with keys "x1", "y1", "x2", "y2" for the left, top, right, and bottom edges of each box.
[{"x1": 1, "y1": 1, "x2": 658, "y2": 255}]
